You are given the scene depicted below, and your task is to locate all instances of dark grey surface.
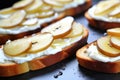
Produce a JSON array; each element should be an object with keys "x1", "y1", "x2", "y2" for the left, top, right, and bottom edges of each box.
[{"x1": 1, "y1": 0, "x2": 120, "y2": 80}]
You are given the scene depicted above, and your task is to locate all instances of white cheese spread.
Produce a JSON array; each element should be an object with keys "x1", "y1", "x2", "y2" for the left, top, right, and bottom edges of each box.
[
  {"x1": 54, "y1": 0, "x2": 86, "y2": 12},
  {"x1": 87, "y1": 44, "x2": 120, "y2": 62},
  {"x1": 0, "y1": 13, "x2": 59, "y2": 34},
  {"x1": 0, "y1": 35, "x2": 82, "y2": 64},
  {"x1": 88, "y1": 6, "x2": 120, "y2": 22}
]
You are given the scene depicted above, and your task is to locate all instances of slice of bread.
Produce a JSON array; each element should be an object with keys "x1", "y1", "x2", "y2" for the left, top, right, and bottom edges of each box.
[
  {"x1": 85, "y1": 12, "x2": 120, "y2": 31},
  {"x1": 0, "y1": 20, "x2": 88, "y2": 77},
  {"x1": 76, "y1": 42, "x2": 120, "y2": 73},
  {"x1": 0, "y1": 0, "x2": 91, "y2": 45},
  {"x1": 85, "y1": 0, "x2": 120, "y2": 31}
]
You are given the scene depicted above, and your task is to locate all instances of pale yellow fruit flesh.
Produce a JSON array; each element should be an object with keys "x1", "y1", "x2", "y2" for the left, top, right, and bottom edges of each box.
[
  {"x1": 12, "y1": 0, "x2": 34, "y2": 9},
  {"x1": 26, "y1": 0, "x2": 43, "y2": 14},
  {"x1": 97, "y1": 36, "x2": 120, "y2": 57},
  {"x1": 27, "y1": 33, "x2": 53, "y2": 53},
  {"x1": 37, "y1": 10, "x2": 55, "y2": 18},
  {"x1": 22, "y1": 18, "x2": 38, "y2": 26},
  {"x1": 110, "y1": 37, "x2": 120, "y2": 50},
  {"x1": 39, "y1": 4, "x2": 52, "y2": 12},
  {"x1": 51, "y1": 39, "x2": 67, "y2": 48},
  {"x1": 3, "y1": 38, "x2": 31, "y2": 56},
  {"x1": 94, "y1": 0, "x2": 120, "y2": 16},
  {"x1": 41, "y1": 17, "x2": 73, "y2": 39},
  {"x1": 43, "y1": 0, "x2": 64, "y2": 7},
  {"x1": 0, "y1": 8, "x2": 16, "y2": 14},
  {"x1": 64, "y1": 22, "x2": 83, "y2": 38},
  {"x1": 56, "y1": 0, "x2": 73, "y2": 4},
  {"x1": 109, "y1": 5, "x2": 120, "y2": 18},
  {"x1": 0, "y1": 10, "x2": 26, "y2": 28},
  {"x1": 107, "y1": 28, "x2": 120, "y2": 37}
]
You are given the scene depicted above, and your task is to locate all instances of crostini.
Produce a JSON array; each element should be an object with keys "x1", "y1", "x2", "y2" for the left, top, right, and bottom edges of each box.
[
  {"x1": 85, "y1": 0, "x2": 120, "y2": 31},
  {"x1": 76, "y1": 28, "x2": 120, "y2": 73},
  {"x1": 0, "y1": 0, "x2": 91, "y2": 44},
  {"x1": 0, "y1": 16, "x2": 88, "y2": 77}
]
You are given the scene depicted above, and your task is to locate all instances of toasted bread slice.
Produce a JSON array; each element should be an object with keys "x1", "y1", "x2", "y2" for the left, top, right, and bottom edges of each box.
[
  {"x1": 0, "y1": 0, "x2": 91, "y2": 45},
  {"x1": 0, "y1": 21, "x2": 88, "y2": 77},
  {"x1": 85, "y1": 12, "x2": 120, "y2": 31},
  {"x1": 76, "y1": 41, "x2": 120, "y2": 73},
  {"x1": 85, "y1": 0, "x2": 120, "y2": 31}
]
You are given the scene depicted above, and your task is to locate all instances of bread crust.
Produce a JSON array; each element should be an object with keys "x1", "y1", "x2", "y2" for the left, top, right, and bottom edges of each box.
[
  {"x1": 85, "y1": 12, "x2": 120, "y2": 31},
  {"x1": 0, "y1": 23, "x2": 88, "y2": 77},
  {"x1": 0, "y1": 0, "x2": 91, "y2": 45},
  {"x1": 76, "y1": 42, "x2": 120, "y2": 73}
]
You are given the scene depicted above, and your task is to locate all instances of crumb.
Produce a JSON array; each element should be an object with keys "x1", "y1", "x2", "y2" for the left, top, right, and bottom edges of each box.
[{"x1": 53, "y1": 71, "x2": 63, "y2": 79}]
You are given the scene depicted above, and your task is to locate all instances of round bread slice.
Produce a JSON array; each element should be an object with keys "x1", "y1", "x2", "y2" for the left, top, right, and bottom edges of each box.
[
  {"x1": 76, "y1": 42, "x2": 120, "y2": 73},
  {"x1": 85, "y1": 11, "x2": 120, "y2": 31}
]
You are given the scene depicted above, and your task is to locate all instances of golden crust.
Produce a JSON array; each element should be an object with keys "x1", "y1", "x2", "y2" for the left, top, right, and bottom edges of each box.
[
  {"x1": 76, "y1": 42, "x2": 120, "y2": 73},
  {"x1": 0, "y1": 62, "x2": 29, "y2": 77},
  {"x1": 85, "y1": 12, "x2": 120, "y2": 31},
  {"x1": 0, "y1": 23, "x2": 88, "y2": 77}
]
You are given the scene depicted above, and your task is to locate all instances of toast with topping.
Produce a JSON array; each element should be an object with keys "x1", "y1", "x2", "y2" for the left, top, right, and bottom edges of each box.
[
  {"x1": 0, "y1": 17, "x2": 88, "y2": 77},
  {"x1": 0, "y1": 0, "x2": 91, "y2": 44},
  {"x1": 85, "y1": 0, "x2": 120, "y2": 31},
  {"x1": 76, "y1": 28, "x2": 120, "y2": 73}
]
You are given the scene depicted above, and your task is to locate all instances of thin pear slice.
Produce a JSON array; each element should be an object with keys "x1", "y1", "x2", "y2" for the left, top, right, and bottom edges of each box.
[
  {"x1": 39, "y1": 4, "x2": 53, "y2": 12},
  {"x1": 36, "y1": 10, "x2": 55, "y2": 18},
  {"x1": 56, "y1": 0, "x2": 73, "y2": 4},
  {"x1": 110, "y1": 37, "x2": 120, "y2": 50},
  {"x1": 64, "y1": 22, "x2": 83, "y2": 38},
  {"x1": 3, "y1": 38, "x2": 32, "y2": 56},
  {"x1": 0, "y1": 10, "x2": 26, "y2": 28},
  {"x1": 107, "y1": 28, "x2": 120, "y2": 37},
  {"x1": 43, "y1": 0, "x2": 64, "y2": 8},
  {"x1": 97, "y1": 36, "x2": 120, "y2": 57},
  {"x1": 12, "y1": 0, "x2": 34, "y2": 9},
  {"x1": 109, "y1": 5, "x2": 120, "y2": 18},
  {"x1": 94, "y1": 0, "x2": 120, "y2": 15},
  {"x1": 0, "y1": 8, "x2": 16, "y2": 14},
  {"x1": 27, "y1": 33, "x2": 53, "y2": 53},
  {"x1": 110, "y1": 13, "x2": 120, "y2": 18},
  {"x1": 22, "y1": 18, "x2": 38, "y2": 26},
  {"x1": 51, "y1": 39, "x2": 67, "y2": 48},
  {"x1": 26, "y1": 0, "x2": 43, "y2": 14},
  {"x1": 41, "y1": 17, "x2": 73, "y2": 39}
]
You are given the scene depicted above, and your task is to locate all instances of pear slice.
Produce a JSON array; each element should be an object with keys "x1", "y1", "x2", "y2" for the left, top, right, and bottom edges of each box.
[
  {"x1": 107, "y1": 28, "x2": 120, "y2": 37},
  {"x1": 64, "y1": 22, "x2": 83, "y2": 38},
  {"x1": 109, "y1": 13, "x2": 120, "y2": 18},
  {"x1": 109, "y1": 5, "x2": 120, "y2": 18},
  {"x1": 26, "y1": 0, "x2": 43, "y2": 14},
  {"x1": 41, "y1": 17, "x2": 73, "y2": 39},
  {"x1": 51, "y1": 39, "x2": 67, "y2": 48},
  {"x1": 0, "y1": 8, "x2": 16, "y2": 14},
  {"x1": 12, "y1": 0, "x2": 34, "y2": 9},
  {"x1": 36, "y1": 10, "x2": 55, "y2": 18},
  {"x1": 43, "y1": 0, "x2": 64, "y2": 8},
  {"x1": 110, "y1": 37, "x2": 120, "y2": 50},
  {"x1": 94, "y1": 0, "x2": 120, "y2": 15},
  {"x1": 3, "y1": 38, "x2": 32, "y2": 56},
  {"x1": 27, "y1": 33, "x2": 53, "y2": 53},
  {"x1": 39, "y1": 4, "x2": 53, "y2": 12},
  {"x1": 0, "y1": 10, "x2": 26, "y2": 28},
  {"x1": 22, "y1": 18, "x2": 38, "y2": 26},
  {"x1": 97, "y1": 36, "x2": 120, "y2": 57},
  {"x1": 56, "y1": 0, "x2": 73, "y2": 4}
]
